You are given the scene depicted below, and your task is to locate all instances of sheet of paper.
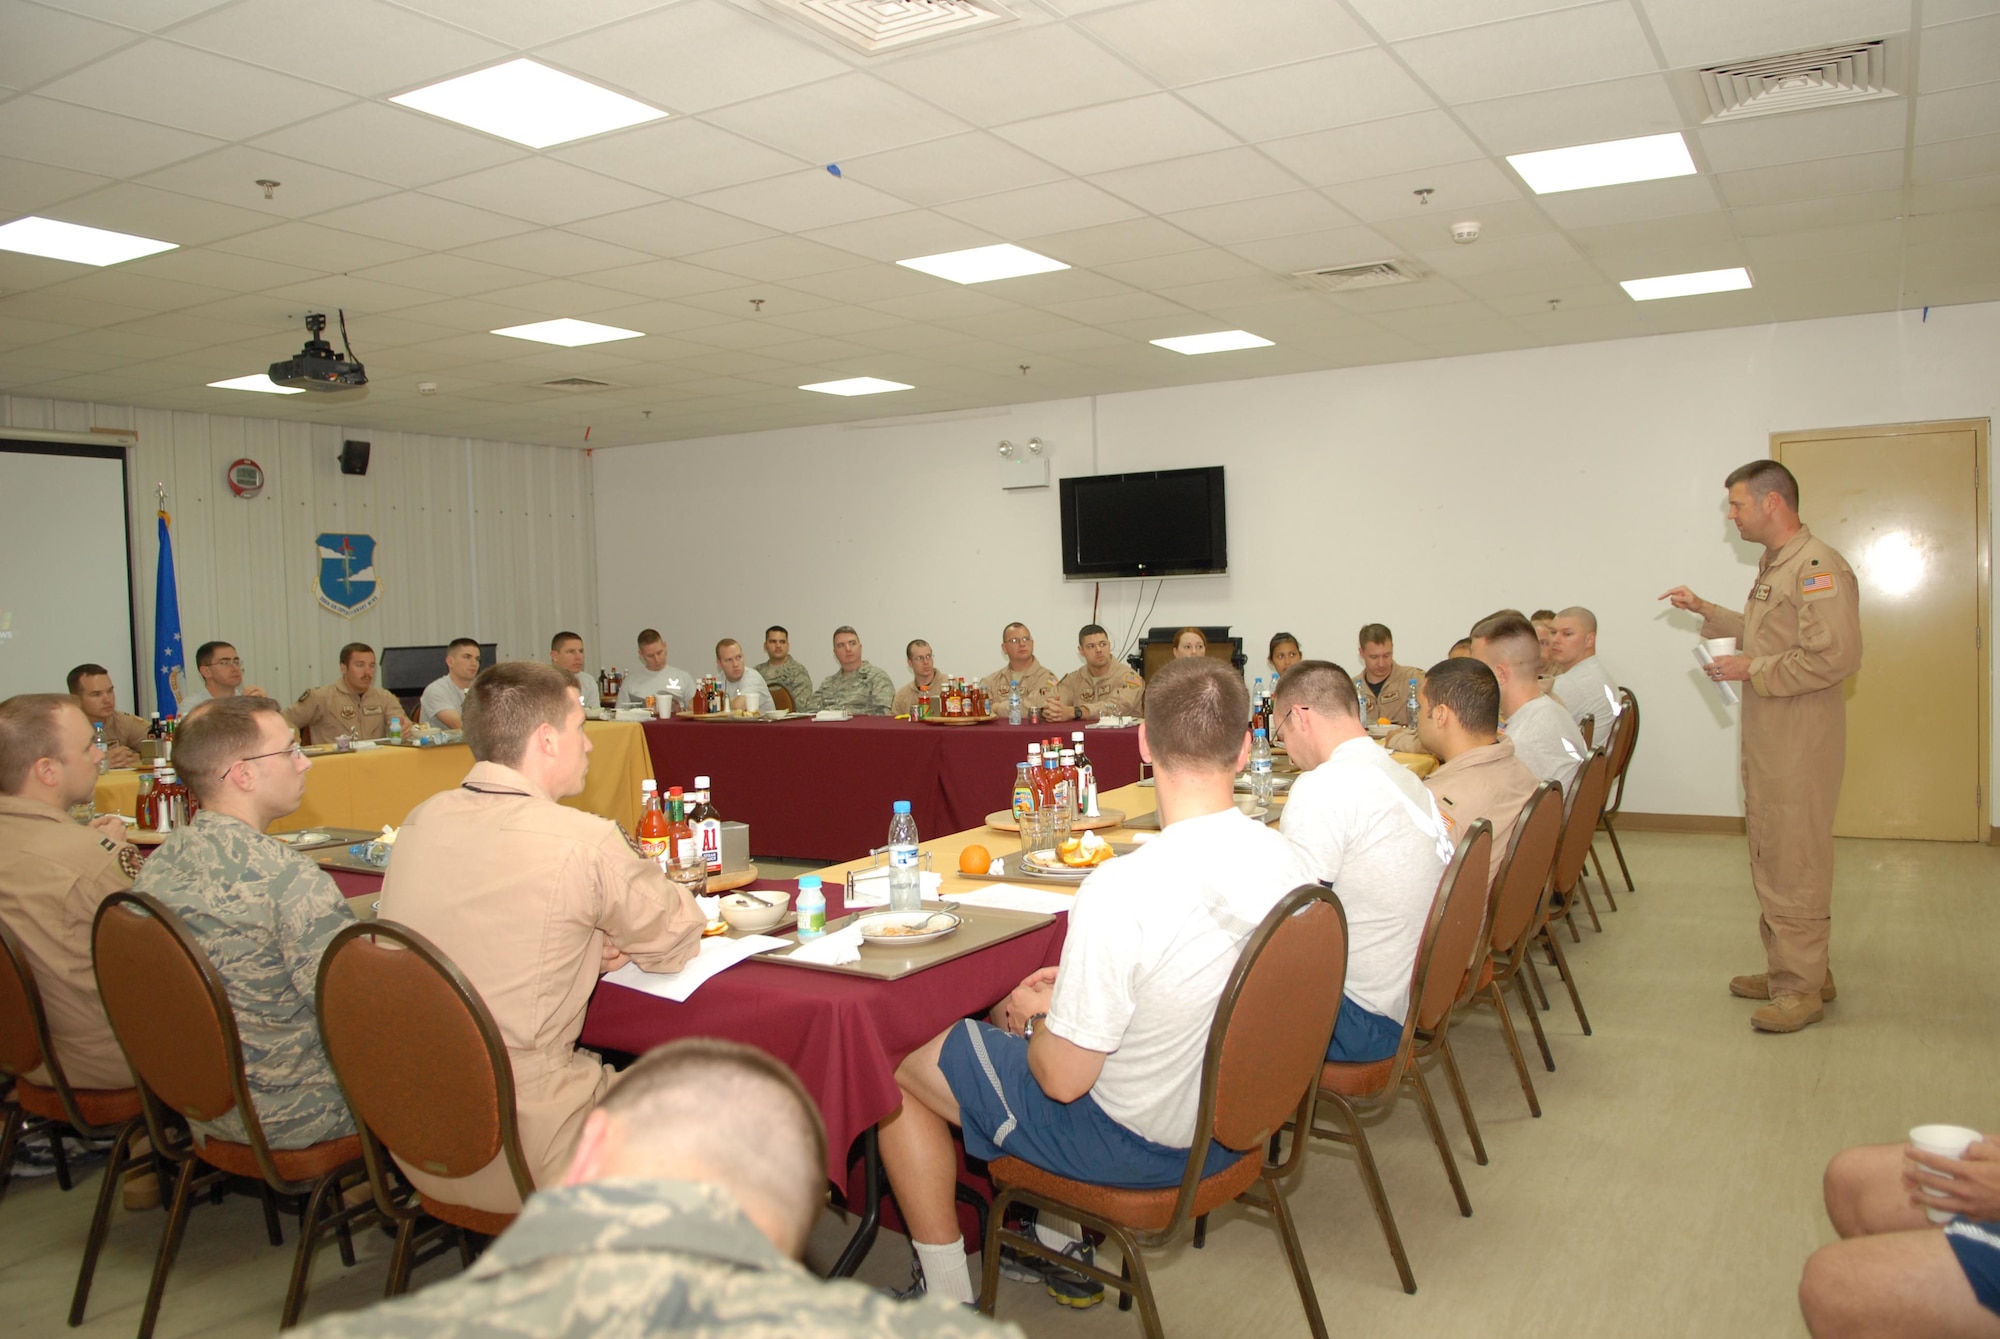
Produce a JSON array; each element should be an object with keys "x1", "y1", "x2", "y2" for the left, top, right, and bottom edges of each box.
[
  {"x1": 844, "y1": 869, "x2": 943, "y2": 909},
  {"x1": 603, "y1": 934, "x2": 789, "y2": 1003},
  {"x1": 787, "y1": 924, "x2": 864, "y2": 965},
  {"x1": 949, "y1": 883, "x2": 1076, "y2": 915}
]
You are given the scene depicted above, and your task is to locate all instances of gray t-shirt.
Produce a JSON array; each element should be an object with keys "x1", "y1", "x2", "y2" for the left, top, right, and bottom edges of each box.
[
  {"x1": 721, "y1": 666, "x2": 772, "y2": 713},
  {"x1": 419, "y1": 675, "x2": 467, "y2": 727},
  {"x1": 623, "y1": 664, "x2": 696, "y2": 711}
]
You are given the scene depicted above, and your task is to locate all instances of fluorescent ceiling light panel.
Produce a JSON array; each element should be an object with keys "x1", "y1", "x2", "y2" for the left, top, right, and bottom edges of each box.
[
  {"x1": 1620, "y1": 267, "x2": 1753, "y2": 301},
  {"x1": 799, "y1": 377, "x2": 914, "y2": 396},
  {"x1": 1506, "y1": 132, "x2": 1697, "y2": 195},
  {"x1": 390, "y1": 59, "x2": 666, "y2": 148},
  {"x1": 208, "y1": 374, "x2": 305, "y2": 395},
  {"x1": 0, "y1": 216, "x2": 177, "y2": 266},
  {"x1": 896, "y1": 243, "x2": 1069, "y2": 285},
  {"x1": 490, "y1": 318, "x2": 645, "y2": 347},
  {"x1": 1150, "y1": 330, "x2": 1275, "y2": 355}
]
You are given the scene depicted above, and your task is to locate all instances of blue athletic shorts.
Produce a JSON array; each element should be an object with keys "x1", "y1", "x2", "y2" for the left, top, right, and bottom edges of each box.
[
  {"x1": 937, "y1": 1020, "x2": 1245, "y2": 1190},
  {"x1": 1325, "y1": 995, "x2": 1402, "y2": 1063},
  {"x1": 1946, "y1": 1220, "x2": 2000, "y2": 1316}
]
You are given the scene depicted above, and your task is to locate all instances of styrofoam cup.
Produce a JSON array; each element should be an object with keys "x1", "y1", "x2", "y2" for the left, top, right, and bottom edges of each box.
[
  {"x1": 1910, "y1": 1124, "x2": 1982, "y2": 1223},
  {"x1": 1701, "y1": 637, "x2": 1738, "y2": 657}
]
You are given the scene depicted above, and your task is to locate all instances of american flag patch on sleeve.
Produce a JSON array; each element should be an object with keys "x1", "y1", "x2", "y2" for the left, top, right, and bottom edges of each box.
[{"x1": 1801, "y1": 573, "x2": 1835, "y2": 593}]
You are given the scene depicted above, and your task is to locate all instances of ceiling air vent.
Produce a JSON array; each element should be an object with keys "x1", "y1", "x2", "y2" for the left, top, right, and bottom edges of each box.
[
  {"x1": 1698, "y1": 41, "x2": 1895, "y2": 121},
  {"x1": 761, "y1": 0, "x2": 1015, "y2": 54},
  {"x1": 540, "y1": 377, "x2": 615, "y2": 392},
  {"x1": 1292, "y1": 259, "x2": 1427, "y2": 294}
]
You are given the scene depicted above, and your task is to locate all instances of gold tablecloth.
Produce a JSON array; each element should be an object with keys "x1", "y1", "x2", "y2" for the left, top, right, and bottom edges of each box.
[
  {"x1": 95, "y1": 720, "x2": 652, "y2": 834},
  {"x1": 1392, "y1": 750, "x2": 1439, "y2": 778}
]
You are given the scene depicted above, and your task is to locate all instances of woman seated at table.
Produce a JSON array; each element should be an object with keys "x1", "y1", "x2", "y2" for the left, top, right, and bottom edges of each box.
[
  {"x1": 1172, "y1": 627, "x2": 1207, "y2": 659},
  {"x1": 1268, "y1": 632, "x2": 1302, "y2": 677}
]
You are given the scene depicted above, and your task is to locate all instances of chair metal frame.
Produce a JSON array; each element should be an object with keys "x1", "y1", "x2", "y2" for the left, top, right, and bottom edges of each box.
[
  {"x1": 1307, "y1": 821, "x2": 1492, "y2": 1295},
  {"x1": 1589, "y1": 688, "x2": 1641, "y2": 897},
  {"x1": 316, "y1": 918, "x2": 537, "y2": 1295},
  {"x1": 1520, "y1": 750, "x2": 1613, "y2": 1058},
  {"x1": 1458, "y1": 783, "x2": 1565, "y2": 1123},
  {"x1": 91, "y1": 890, "x2": 374, "y2": 1338},
  {"x1": 0, "y1": 915, "x2": 156, "y2": 1325},
  {"x1": 976, "y1": 884, "x2": 1349, "y2": 1339}
]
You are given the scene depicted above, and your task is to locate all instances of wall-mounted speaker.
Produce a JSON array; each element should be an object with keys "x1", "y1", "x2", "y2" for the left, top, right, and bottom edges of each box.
[{"x1": 339, "y1": 439, "x2": 370, "y2": 475}]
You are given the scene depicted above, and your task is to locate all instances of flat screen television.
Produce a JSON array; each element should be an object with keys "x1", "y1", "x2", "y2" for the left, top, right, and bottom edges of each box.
[
  {"x1": 381, "y1": 642, "x2": 497, "y2": 698},
  {"x1": 1059, "y1": 466, "x2": 1227, "y2": 580}
]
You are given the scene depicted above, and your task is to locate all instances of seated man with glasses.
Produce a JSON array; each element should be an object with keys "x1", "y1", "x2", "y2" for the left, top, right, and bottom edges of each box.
[
  {"x1": 179, "y1": 640, "x2": 268, "y2": 708},
  {"x1": 979, "y1": 622, "x2": 1058, "y2": 718},
  {"x1": 133, "y1": 696, "x2": 357, "y2": 1148}
]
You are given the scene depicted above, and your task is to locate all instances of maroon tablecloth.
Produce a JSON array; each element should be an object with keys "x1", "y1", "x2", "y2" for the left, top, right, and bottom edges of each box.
[
  {"x1": 642, "y1": 717, "x2": 1142, "y2": 862},
  {"x1": 579, "y1": 881, "x2": 1069, "y2": 1184}
]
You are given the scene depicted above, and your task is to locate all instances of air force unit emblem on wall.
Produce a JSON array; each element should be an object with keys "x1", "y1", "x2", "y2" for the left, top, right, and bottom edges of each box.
[{"x1": 316, "y1": 533, "x2": 380, "y2": 617}]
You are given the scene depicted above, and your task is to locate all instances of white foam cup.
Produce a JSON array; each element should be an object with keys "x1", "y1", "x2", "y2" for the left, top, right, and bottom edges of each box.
[
  {"x1": 1910, "y1": 1124, "x2": 1982, "y2": 1223},
  {"x1": 1701, "y1": 637, "x2": 1739, "y2": 657}
]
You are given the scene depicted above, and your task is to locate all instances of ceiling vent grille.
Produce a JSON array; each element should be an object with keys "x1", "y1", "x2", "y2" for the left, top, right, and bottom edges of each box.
[
  {"x1": 1699, "y1": 41, "x2": 1895, "y2": 121},
  {"x1": 540, "y1": 377, "x2": 615, "y2": 392},
  {"x1": 1292, "y1": 259, "x2": 1427, "y2": 293},
  {"x1": 762, "y1": 0, "x2": 1015, "y2": 54}
]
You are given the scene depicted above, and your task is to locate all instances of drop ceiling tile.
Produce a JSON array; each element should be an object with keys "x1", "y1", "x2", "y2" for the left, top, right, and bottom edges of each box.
[
  {"x1": 786, "y1": 261, "x2": 956, "y2": 304},
  {"x1": 1010, "y1": 325, "x2": 1133, "y2": 353},
  {"x1": 1368, "y1": 197, "x2": 1554, "y2": 250},
  {"x1": 251, "y1": 103, "x2": 526, "y2": 189},
  {"x1": 1089, "y1": 147, "x2": 1301, "y2": 214},
  {"x1": 1925, "y1": 0, "x2": 2000, "y2": 24},
  {"x1": 1912, "y1": 170, "x2": 2000, "y2": 209},
  {"x1": 834, "y1": 133, "x2": 1067, "y2": 208},
  {"x1": 308, "y1": 192, "x2": 536, "y2": 250},
  {"x1": 0, "y1": 313, "x2": 84, "y2": 348},
  {"x1": 0, "y1": 339, "x2": 125, "y2": 372},
  {"x1": 393, "y1": 0, "x2": 705, "y2": 47},
  {"x1": 1096, "y1": 246, "x2": 1266, "y2": 288},
  {"x1": 874, "y1": 23, "x2": 1159, "y2": 124},
  {"x1": 1587, "y1": 237, "x2": 1749, "y2": 282},
  {"x1": 425, "y1": 159, "x2": 664, "y2": 227},
  {"x1": 1041, "y1": 290, "x2": 1195, "y2": 323},
  {"x1": 1344, "y1": 0, "x2": 1597, "y2": 42},
  {"x1": 679, "y1": 235, "x2": 879, "y2": 281},
  {"x1": 1162, "y1": 191, "x2": 1359, "y2": 245},
  {"x1": 1916, "y1": 82, "x2": 2000, "y2": 144},
  {"x1": 104, "y1": 311, "x2": 282, "y2": 347},
  {"x1": 1699, "y1": 100, "x2": 1910, "y2": 173},
  {"x1": 1914, "y1": 132, "x2": 2000, "y2": 181},
  {"x1": 566, "y1": 200, "x2": 776, "y2": 256},
  {"x1": 265, "y1": 273, "x2": 454, "y2": 314},
  {"x1": 121, "y1": 246, "x2": 323, "y2": 293},
  {"x1": 208, "y1": 220, "x2": 423, "y2": 271},
  {"x1": 0, "y1": 96, "x2": 224, "y2": 177},
  {"x1": 450, "y1": 230, "x2": 657, "y2": 277},
  {"x1": 1325, "y1": 277, "x2": 1473, "y2": 312},
  {"x1": 1468, "y1": 269, "x2": 1625, "y2": 305},
  {"x1": 385, "y1": 299, "x2": 546, "y2": 332},
  {"x1": 31, "y1": 0, "x2": 233, "y2": 27},
  {"x1": 1919, "y1": 13, "x2": 2000, "y2": 91},
  {"x1": 1713, "y1": 151, "x2": 1907, "y2": 207},
  {"x1": 992, "y1": 95, "x2": 1238, "y2": 176},
  {"x1": 1261, "y1": 111, "x2": 1486, "y2": 186},
  {"x1": 0, "y1": 155, "x2": 110, "y2": 215},
  {"x1": 0, "y1": 1, "x2": 140, "y2": 90},
  {"x1": 33, "y1": 273, "x2": 236, "y2": 316},
  {"x1": 552, "y1": 119, "x2": 807, "y2": 197},
  {"x1": 970, "y1": 268, "x2": 1138, "y2": 305},
  {"x1": 866, "y1": 287, "x2": 1020, "y2": 321},
  {"x1": 798, "y1": 210, "x2": 998, "y2": 262},
  {"x1": 939, "y1": 179, "x2": 1145, "y2": 237},
  {"x1": 540, "y1": 1, "x2": 850, "y2": 114},
  {"x1": 1564, "y1": 211, "x2": 1739, "y2": 255},
  {"x1": 34, "y1": 41, "x2": 354, "y2": 140},
  {"x1": 758, "y1": 304, "x2": 911, "y2": 337},
  {"x1": 1455, "y1": 74, "x2": 1686, "y2": 156},
  {"x1": 1412, "y1": 230, "x2": 1585, "y2": 276},
  {"x1": 1079, "y1": 0, "x2": 1372, "y2": 86},
  {"x1": 583, "y1": 259, "x2": 751, "y2": 301},
  {"x1": 1639, "y1": 0, "x2": 1913, "y2": 69},
  {"x1": 1151, "y1": 273, "x2": 1314, "y2": 310},
  {"x1": 0, "y1": 289, "x2": 152, "y2": 326},
  {"x1": 1179, "y1": 49, "x2": 1437, "y2": 143},
  {"x1": 348, "y1": 254, "x2": 547, "y2": 298},
  {"x1": 1223, "y1": 224, "x2": 1400, "y2": 271},
  {"x1": 48, "y1": 182, "x2": 281, "y2": 245},
  {"x1": 168, "y1": 0, "x2": 509, "y2": 97},
  {"x1": 1534, "y1": 172, "x2": 1724, "y2": 227},
  {"x1": 1323, "y1": 159, "x2": 1528, "y2": 223},
  {"x1": 136, "y1": 146, "x2": 399, "y2": 219},
  {"x1": 689, "y1": 173, "x2": 910, "y2": 232},
  {"x1": 1393, "y1": 3, "x2": 1658, "y2": 104},
  {"x1": 843, "y1": 321, "x2": 978, "y2": 352},
  {"x1": 753, "y1": 334, "x2": 883, "y2": 365},
  {"x1": 1906, "y1": 205, "x2": 2000, "y2": 242},
  {"x1": 930, "y1": 307, "x2": 1090, "y2": 341},
  {"x1": 642, "y1": 282, "x2": 839, "y2": 319},
  {"x1": 1741, "y1": 219, "x2": 1907, "y2": 267},
  {"x1": 1728, "y1": 189, "x2": 1905, "y2": 235},
  {"x1": 706, "y1": 74, "x2": 969, "y2": 163}
]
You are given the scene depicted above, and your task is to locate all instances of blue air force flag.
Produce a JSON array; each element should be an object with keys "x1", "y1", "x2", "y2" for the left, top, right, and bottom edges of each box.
[
  {"x1": 154, "y1": 508, "x2": 186, "y2": 713},
  {"x1": 315, "y1": 533, "x2": 380, "y2": 617}
]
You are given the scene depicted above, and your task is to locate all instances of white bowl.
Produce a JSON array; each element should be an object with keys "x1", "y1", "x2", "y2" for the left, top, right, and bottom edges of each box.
[{"x1": 720, "y1": 891, "x2": 788, "y2": 933}]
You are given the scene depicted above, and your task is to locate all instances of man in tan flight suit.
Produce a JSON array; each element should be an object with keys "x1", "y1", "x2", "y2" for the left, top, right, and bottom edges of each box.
[
  {"x1": 979, "y1": 622, "x2": 1058, "y2": 715},
  {"x1": 67, "y1": 663, "x2": 148, "y2": 766},
  {"x1": 1663, "y1": 458, "x2": 1861, "y2": 1034},
  {"x1": 1052, "y1": 623, "x2": 1145, "y2": 722},
  {"x1": 379, "y1": 661, "x2": 706, "y2": 1212},
  {"x1": 283, "y1": 642, "x2": 407, "y2": 742},
  {"x1": 1412, "y1": 659, "x2": 1540, "y2": 895},
  {"x1": 892, "y1": 639, "x2": 950, "y2": 717},
  {"x1": 1354, "y1": 624, "x2": 1426, "y2": 727}
]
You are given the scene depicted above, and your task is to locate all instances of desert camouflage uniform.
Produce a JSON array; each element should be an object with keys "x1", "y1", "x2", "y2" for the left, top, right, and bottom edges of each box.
[
  {"x1": 292, "y1": 1177, "x2": 1021, "y2": 1339},
  {"x1": 979, "y1": 661, "x2": 1058, "y2": 716},
  {"x1": 816, "y1": 663, "x2": 896, "y2": 716},
  {"x1": 133, "y1": 810, "x2": 356, "y2": 1148},
  {"x1": 756, "y1": 658, "x2": 815, "y2": 713},
  {"x1": 86, "y1": 710, "x2": 151, "y2": 752},
  {"x1": 283, "y1": 681, "x2": 406, "y2": 742}
]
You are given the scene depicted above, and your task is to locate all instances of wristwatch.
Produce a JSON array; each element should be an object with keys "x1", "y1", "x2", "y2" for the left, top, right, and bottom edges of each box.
[{"x1": 1023, "y1": 1011, "x2": 1049, "y2": 1040}]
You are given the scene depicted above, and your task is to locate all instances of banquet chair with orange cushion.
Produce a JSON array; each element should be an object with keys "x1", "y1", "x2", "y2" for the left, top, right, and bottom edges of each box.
[
  {"x1": 1524, "y1": 750, "x2": 1613, "y2": 1047},
  {"x1": 91, "y1": 891, "x2": 372, "y2": 1339},
  {"x1": 0, "y1": 916, "x2": 154, "y2": 1325},
  {"x1": 769, "y1": 685, "x2": 794, "y2": 712},
  {"x1": 1308, "y1": 820, "x2": 1491, "y2": 1296},
  {"x1": 1589, "y1": 688, "x2": 1641, "y2": 898},
  {"x1": 977, "y1": 884, "x2": 1348, "y2": 1339},
  {"x1": 316, "y1": 918, "x2": 535, "y2": 1294}
]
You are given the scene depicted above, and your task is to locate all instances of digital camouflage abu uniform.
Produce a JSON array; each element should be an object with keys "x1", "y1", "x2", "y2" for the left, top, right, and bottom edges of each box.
[
  {"x1": 290, "y1": 1177, "x2": 1021, "y2": 1339},
  {"x1": 815, "y1": 663, "x2": 896, "y2": 716},
  {"x1": 755, "y1": 658, "x2": 815, "y2": 713},
  {"x1": 133, "y1": 810, "x2": 357, "y2": 1147}
]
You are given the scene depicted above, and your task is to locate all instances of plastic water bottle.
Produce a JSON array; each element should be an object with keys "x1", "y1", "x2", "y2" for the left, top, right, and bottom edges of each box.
[
  {"x1": 1355, "y1": 678, "x2": 1368, "y2": 720},
  {"x1": 887, "y1": 800, "x2": 921, "y2": 912},
  {"x1": 92, "y1": 722, "x2": 109, "y2": 773},
  {"x1": 1405, "y1": 678, "x2": 1420, "y2": 725},
  {"x1": 389, "y1": 717, "x2": 403, "y2": 744},
  {"x1": 795, "y1": 875, "x2": 825, "y2": 938},
  {"x1": 1008, "y1": 677, "x2": 1023, "y2": 726},
  {"x1": 1249, "y1": 728, "x2": 1274, "y2": 808}
]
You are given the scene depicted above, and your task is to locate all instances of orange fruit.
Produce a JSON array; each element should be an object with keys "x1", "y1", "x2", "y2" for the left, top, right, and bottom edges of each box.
[{"x1": 959, "y1": 844, "x2": 992, "y2": 874}]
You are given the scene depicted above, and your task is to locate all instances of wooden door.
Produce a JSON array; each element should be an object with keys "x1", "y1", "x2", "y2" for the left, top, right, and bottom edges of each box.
[{"x1": 1774, "y1": 421, "x2": 1990, "y2": 841}]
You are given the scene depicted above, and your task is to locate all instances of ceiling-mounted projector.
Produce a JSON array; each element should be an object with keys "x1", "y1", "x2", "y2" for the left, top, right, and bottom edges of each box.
[{"x1": 270, "y1": 310, "x2": 367, "y2": 392}]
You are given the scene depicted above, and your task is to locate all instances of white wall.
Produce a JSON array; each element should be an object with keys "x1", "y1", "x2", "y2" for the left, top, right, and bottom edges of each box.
[
  {"x1": 0, "y1": 394, "x2": 599, "y2": 713},
  {"x1": 600, "y1": 302, "x2": 2000, "y2": 822}
]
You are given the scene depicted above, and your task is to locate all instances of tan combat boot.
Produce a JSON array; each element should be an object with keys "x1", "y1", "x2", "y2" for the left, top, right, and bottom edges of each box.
[
  {"x1": 122, "y1": 1168, "x2": 160, "y2": 1212},
  {"x1": 1751, "y1": 991, "x2": 1824, "y2": 1033},
  {"x1": 1728, "y1": 968, "x2": 1836, "y2": 1002}
]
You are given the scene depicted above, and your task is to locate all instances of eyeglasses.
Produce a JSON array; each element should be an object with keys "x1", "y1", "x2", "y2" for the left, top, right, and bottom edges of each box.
[
  {"x1": 1004, "y1": 636, "x2": 1032, "y2": 645},
  {"x1": 1273, "y1": 703, "x2": 1308, "y2": 744},
  {"x1": 210, "y1": 658, "x2": 243, "y2": 667},
  {"x1": 222, "y1": 743, "x2": 303, "y2": 777}
]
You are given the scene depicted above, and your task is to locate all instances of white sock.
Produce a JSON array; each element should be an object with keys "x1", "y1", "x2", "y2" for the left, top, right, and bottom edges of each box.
[
  {"x1": 1034, "y1": 1211, "x2": 1083, "y2": 1252},
  {"x1": 914, "y1": 1238, "x2": 974, "y2": 1304}
]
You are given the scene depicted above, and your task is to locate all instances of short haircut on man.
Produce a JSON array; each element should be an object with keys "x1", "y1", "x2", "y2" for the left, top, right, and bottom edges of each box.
[
  {"x1": 905, "y1": 639, "x2": 930, "y2": 659},
  {"x1": 1272, "y1": 659, "x2": 1360, "y2": 722},
  {"x1": 65, "y1": 663, "x2": 109, "y2": 695},
  {"x1": 1078, "y1": 624, "x2": 1107, "y2": 643},
  {"x1": 596, "y1": 1038, "x2": 827, "y2": 1256},
  {"x1": 1470, "y1": 611, "x2": 1542, "y2": 672},
  {"x1": 1530, "y1": 610, "x2": 1557, "y2": 624},
  {"x1": 764, "y1": 625, "x2": 787, "y2": 639},
  {"x1": 832, "y1": 625, "x2": 857, "y2": 641},
  {"x1": 1357, "y1": 623, "x2": 1393, "y2": 648},
  {"x1": 1002, "y1": 621, "x2": 1028, "y2": 640},
  {"x1": 1422, "y1": 657, "x2": 1501, "y2": 735},
  {"x1": 1725, "y1": 458, "x2": 1800, "y2": 512},
  {"x1": 715, "y1": 637, "x2": 739, "y2": 658},
  {"x1": 1142, "y1": 657, "x2": 1249, "y2": 772},
  {"x1": 447, "y1": 637, "x2": 479, "y2": 654},
  {"x1": 1449, "y1": 637, "x2": 1474, "y2": 657},
  {"x1": 1556, "y1": 605, "x2": 1598, "y2": 634},
  {"x1": 174, "y1": 695, "x2": 282, "y2": 803},
  {"x1": 0, "y1": 693, "x2": 79, "y2": 793},
  {"x1": 463, "y1": 662, "x2": 577, "y2": 767},
  {"x1": 338, "y1": 642, "x2": 374, "y2": 666},
  {"x1": 637, "y1": 629, "x2": 663, "y2": 649},
  {"x1": 195, "y1": 641, "x2": 233, "y2": 669},
  {"x1": 551, "y1": 631, "x2": 583, "y2": 653}
]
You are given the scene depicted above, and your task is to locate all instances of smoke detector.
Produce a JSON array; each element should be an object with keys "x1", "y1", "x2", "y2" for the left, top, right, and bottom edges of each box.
[{"x1": 1291, "y1": 259, "x2": 1428, "y2": 293}]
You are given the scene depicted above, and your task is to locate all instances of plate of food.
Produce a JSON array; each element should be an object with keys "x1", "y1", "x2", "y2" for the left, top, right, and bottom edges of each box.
[
  {"x1": 1021, "y1": 832, "x2": 1119, "y2": 878},
  {"x1": 856, "y1": 910, "x2": 963, "y2": 945},
  {"x1": 917, "y1": 714, "x2": 996, "y2": 726}
]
